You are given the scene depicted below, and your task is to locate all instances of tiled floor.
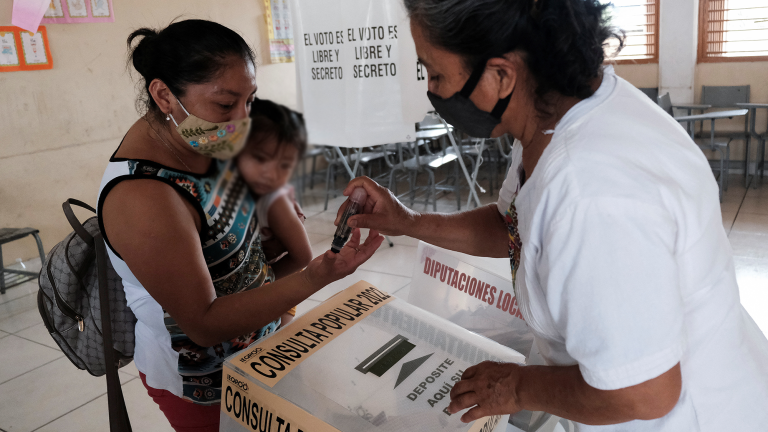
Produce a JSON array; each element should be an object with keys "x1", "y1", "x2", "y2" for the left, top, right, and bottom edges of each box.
[{"x1": 1, "y1": 173, "x2": 766, "y2": 431}]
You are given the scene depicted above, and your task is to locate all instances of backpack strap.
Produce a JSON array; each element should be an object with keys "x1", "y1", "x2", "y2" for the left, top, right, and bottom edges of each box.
[
  {"x1": 94, "y1": 232, "x2": 132, "y2": 432},
  {"x1": 62, "y1": 199, "x2": 96, "y2": 246}
]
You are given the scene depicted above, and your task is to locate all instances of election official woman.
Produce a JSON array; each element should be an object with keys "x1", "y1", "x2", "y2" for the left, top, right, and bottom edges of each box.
[{"x1": 335, "y1": 0, "x2": 768, "y2": 430}]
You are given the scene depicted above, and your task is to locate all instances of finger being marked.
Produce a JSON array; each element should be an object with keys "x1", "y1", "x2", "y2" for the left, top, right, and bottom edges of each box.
[
  {"x1": 460, "y1": 405, "x2": 487, "y2": 424},
  {"x1": 448, "y1": 391, "x2": 479, "y2": 414}
]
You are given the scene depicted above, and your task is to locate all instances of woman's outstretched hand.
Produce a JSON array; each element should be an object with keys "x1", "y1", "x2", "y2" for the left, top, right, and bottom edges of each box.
[
  {"x1": 335, "y1": 176, "x2": 418, "y2": 237},
  {"x1": 304, "y1": 227, "x2": 384, "y2": 287},
  {"x1": 448, "y1": 361, "x2": 524, "y2": 423}
]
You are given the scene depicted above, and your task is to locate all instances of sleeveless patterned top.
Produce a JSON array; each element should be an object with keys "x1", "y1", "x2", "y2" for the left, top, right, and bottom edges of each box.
[{"x1": 98, "y1": 154, "x2": 278, "y2": 405}]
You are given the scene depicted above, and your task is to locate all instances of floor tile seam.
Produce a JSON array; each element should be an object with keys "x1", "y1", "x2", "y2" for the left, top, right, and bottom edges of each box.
[
  {"x1": 13, "y1": 332, "x2": 63, "y2": 352},
  {"x1": 357, "y1": 269, "x2": 415, "y2": 279},
  {"x1": 727, "y1": 186, "x2": 750, "y2": 234},
  {"x1": 0, "y1": 355, "x2": 65, "y2": 387},
  {"x1": 390, "y1": 278, "x2": 413, "y2": 293},
  {"x1": 734, "y1": 210, "x2": 768, "y2": 217},
  {"x1": 23, "y1": 377, "x2": 138, "y2": 432},
  {"x1": 2, "y1": 319, "x2": 45, "y2": 335},
  {"x1": 29, "y1": 390, "x2": 109, "y2": 432},
  {"x1": 0, "y1": 290, "x2": 37, "y2": 307},
  {"x1": 731, "y1": 253, "x2": 768, "y2": 261},
  {"x1": 0, "y1": 291, "x2": 37, "y2": 309}
]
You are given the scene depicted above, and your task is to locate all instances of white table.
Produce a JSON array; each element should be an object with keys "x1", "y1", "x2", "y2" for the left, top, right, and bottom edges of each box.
[{"x1": 673, "y1": 104, "x2": 711, "y2": 135}]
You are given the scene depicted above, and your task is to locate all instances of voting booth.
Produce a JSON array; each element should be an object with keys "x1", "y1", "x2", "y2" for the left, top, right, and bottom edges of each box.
[
  {"x1": 220, "y1": 281, "x2": 524, "y2": 432},
  {"x1": 289, "y1": 0, "x2": 485, "y2": 207}
]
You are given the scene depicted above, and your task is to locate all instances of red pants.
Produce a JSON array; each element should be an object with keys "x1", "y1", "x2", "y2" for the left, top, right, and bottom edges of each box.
[{"x1": 140, "y1": 372, "x2": 220, "y2": 432}]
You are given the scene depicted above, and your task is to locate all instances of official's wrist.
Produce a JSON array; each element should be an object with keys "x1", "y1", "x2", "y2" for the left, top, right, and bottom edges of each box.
[
  {"x1": 514, "y1": 365, "x2": 538, "y2": 413},
  {"x1": 406, "y1": 208, "x2": 423, "y2": 238}
]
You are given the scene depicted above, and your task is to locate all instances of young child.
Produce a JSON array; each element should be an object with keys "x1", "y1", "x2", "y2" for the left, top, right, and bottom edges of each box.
[{"x1": 237, "y1": 99, "x2": 313, "y2": 325}]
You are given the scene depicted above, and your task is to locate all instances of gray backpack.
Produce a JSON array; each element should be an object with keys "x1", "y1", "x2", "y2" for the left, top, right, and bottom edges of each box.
[{"x1": 38, "y1": 199, "x2": 134, "y2": 432}]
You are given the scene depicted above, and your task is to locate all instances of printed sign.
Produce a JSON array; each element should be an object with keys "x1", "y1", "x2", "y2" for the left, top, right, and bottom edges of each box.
[
  {"x1": 409, "y1": 242, "x2": 534, "y2": 357},
  {"x1": 0, "y1": 26, "x2": 52, "y2": 72},
  {"x1": 41, "y1": 0, "x2": 114, "y2": 24},
  {"x1": 221, "y1": 281, "x2": 521, "y2": 432},
  {"x1": 232, "y1": 283, "x2": 394, "y2": 387},
  {"x1": 289, "y1": 0, "x2": 433, "y2": 147},
  {"x1": 222, "y1": 367, "x2": 343, "y2": 432}
]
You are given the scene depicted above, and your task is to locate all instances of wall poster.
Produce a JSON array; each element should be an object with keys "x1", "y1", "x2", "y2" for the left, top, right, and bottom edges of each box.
[
  {"x1": 41, "y1": 0, "x2": 115, "y2": 24},
  {"x1": 0, "y1": 26, "x2": 53, "y2": 72},
  {"x1": 264, "y1": 0, "x2": 294, "y2": 63}
]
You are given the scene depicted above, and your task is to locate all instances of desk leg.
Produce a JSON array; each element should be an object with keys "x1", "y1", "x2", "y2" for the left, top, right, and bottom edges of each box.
[
  {"x1": 0, "y1": 245, "x2": 5, "y2": 295},
  {"x1": 746, "y1": 109, "x2": 754, "y2": 188},
  {"x1": 712, "y1": 119, "x2": 725, "y2": 200}
]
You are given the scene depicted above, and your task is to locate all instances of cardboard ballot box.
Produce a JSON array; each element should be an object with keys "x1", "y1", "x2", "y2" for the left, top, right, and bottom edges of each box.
[{"x1": 220, "y1": 281, "x2": 525, "y2": 432}]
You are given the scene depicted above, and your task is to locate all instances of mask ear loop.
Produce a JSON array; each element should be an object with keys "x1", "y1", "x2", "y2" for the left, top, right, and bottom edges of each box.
[
  {"x1": 490, "y1": 87, "x2": 513, "y2": 120},
  {"x1": 459, "y1": 60, "x2": 490, "y2": 98},
  {"x1": 462, "y1": 58, "x2": 513, "y2": 121},
  {"x1": 167, "y1": 95, "x2": 191, "y2": 128}
]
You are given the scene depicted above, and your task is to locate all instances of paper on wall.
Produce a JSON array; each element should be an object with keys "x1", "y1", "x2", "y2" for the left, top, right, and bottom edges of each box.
[{"x1": 12, "y1": 0, "x2": 51, "y2": 33}]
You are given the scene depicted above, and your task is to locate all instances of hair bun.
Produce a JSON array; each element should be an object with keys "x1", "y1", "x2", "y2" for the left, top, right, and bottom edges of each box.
[{"x1": 127, "y1": 28, "x2": 159, "y2": 78}]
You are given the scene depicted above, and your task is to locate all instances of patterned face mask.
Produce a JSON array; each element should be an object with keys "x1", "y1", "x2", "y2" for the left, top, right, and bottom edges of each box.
[{"x1": 169, "y1": 96, "x2": 252, "y2": 160}]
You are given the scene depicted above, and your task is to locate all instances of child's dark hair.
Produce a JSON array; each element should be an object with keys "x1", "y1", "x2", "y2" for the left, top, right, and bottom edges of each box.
[
  {"x1": 248, "y1": 99, "x2": 308, "y2": 158},
  {"x1": 127, "y1": 19, "x2": 256, "y2": 120}
]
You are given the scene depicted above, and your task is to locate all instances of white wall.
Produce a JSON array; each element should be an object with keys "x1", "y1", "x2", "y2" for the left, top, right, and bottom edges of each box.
[
  {"x1": 2, "y1": 0, "x2": 767, "y2": 264},
  {"x1": 0, "y1": 0, "x2": 297, "y2": 265},
  {"x1": 658, "y1": 0, "x2": 699, "y2": 103}
]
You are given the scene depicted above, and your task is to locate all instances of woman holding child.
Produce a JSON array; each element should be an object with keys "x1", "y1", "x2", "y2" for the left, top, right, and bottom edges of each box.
[{"x1": 98, "y1": 20, "x2": 381, "y2": 431}]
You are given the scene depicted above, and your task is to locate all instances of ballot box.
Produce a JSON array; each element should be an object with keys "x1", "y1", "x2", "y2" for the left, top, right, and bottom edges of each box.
[
  {"x1": 220, "y1": 281, "x2": 525, "y2": 432},
  {"x1": 409, "y1": 242, "x2": 555, "y2": 432},
  {"x1": 409, "y1": 242, "x2": 534, "y2": 358}
]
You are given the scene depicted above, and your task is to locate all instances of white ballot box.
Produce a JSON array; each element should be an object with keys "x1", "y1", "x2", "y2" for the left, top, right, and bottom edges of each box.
[
  {"x1": 409, "y1": 242, "x2": 534, "y2": 359},
  {"x1": 409, "y1": 242, "x2": 558, "y2": 432},
  {"x1": 220, "y1": 281, "x2": 525, "y2": 432}
]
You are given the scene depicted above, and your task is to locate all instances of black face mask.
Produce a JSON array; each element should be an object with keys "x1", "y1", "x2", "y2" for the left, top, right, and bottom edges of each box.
[{"x1": 427, "y1": 60, "x2": 512, "y2": 138}]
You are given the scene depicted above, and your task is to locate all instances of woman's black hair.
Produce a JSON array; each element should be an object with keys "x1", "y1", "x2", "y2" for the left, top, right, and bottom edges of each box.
[
  {"x1": 247, "y1": 99, "x2": 308, "y2": 158},
  {"x1": 404, "y1": 0, "x2": 623, "y2": 116},
  {"x1": 127, "y1": 19, "x2": 256, "y2": 119}
]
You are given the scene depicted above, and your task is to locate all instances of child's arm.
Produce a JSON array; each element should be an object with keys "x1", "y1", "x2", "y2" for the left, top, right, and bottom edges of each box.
[{"x1": 267, "y1": 194, "x2": 314, "y2": 280}]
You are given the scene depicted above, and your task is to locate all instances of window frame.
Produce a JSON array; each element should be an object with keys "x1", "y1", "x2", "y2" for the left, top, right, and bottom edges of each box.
[
  {"x1": 609, "y1": 0, "x2": 660, "y2": 65},
  {"x1": 697, "y1": 0, "x2": 768, "y2": 63}
]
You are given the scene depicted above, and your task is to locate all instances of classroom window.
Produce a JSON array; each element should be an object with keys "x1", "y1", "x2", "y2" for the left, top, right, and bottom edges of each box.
[
  {"x1": 604, "y1": 0, "x2": 659, "y2": 64},
  {"x1": 698, "y1": 0, "x2": 768, "y2": 62}
]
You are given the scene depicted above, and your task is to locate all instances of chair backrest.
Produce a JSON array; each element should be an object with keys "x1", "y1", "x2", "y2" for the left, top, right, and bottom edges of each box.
[
  {"x1": 416, "y1": 112, "x2": 442, "y2": 130},
  {"x1": 639, "y1": 87, "x2": 659, "y2": 101},
  {"x1": 657, "y1": 93, "x2": 673, "y2": 116},
  {"x1": 701, "y1": 85, "x2": 750, "y2": 107}
]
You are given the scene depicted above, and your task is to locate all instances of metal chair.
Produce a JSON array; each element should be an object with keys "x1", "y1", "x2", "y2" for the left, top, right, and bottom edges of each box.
[
  {"x1": 638, "y1": 87, "x2": 659, "y2": 102},
  {"x1": 700, "y1": 85, "x2": 751, "y2": 185},
  {"x1": 0, "y1": 228, "x2": 45, "y2": 294},
  {"x1": 384, "y1": 137, "x2": 463, "y2": 211},
  {"x1": 659, "y1": 93, "x2": 729, "y2": 200},
  {"x1": 321, "y1": 146, "x2": 390, "y2": 210}
]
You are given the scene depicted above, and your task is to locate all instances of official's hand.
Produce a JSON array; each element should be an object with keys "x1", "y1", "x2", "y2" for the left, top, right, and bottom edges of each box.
[
  {"x1": 335, "y1": 176, "x2": 418, "y2": 237},
  {"x1": 304, "y1": 228, "x2": 384, "y2": 287},
  {"x1": 448, "y1": 361, "x2": 524, "y2": 423}
]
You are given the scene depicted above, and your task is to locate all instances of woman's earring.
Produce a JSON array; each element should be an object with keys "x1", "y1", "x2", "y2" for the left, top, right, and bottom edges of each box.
[{"x1": 166, "y1": 114, "x2": 170, "y2": 121}]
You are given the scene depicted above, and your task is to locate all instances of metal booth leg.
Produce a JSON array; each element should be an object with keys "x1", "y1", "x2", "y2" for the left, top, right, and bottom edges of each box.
[{"x1": 0, "y1": 244, "x2": 5, "y2": 295}]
